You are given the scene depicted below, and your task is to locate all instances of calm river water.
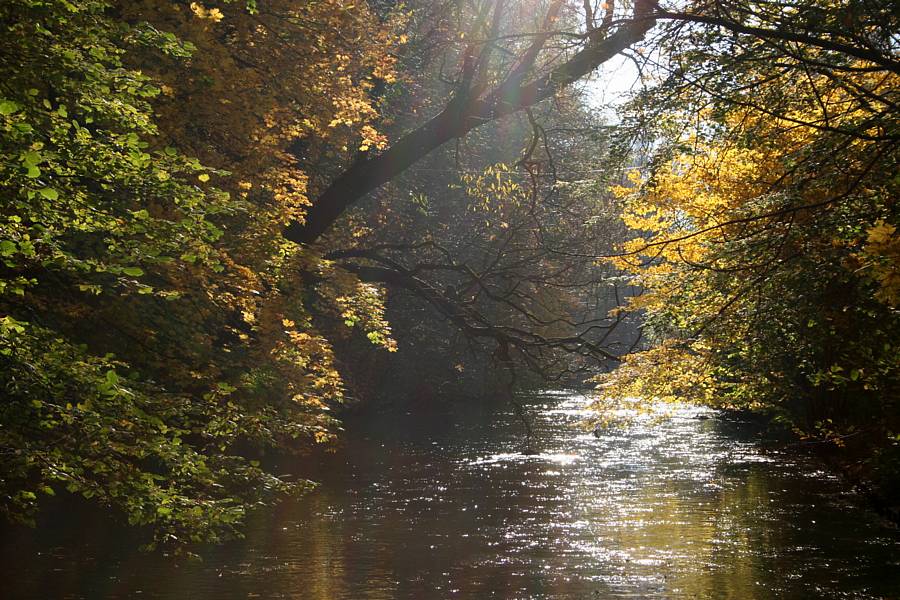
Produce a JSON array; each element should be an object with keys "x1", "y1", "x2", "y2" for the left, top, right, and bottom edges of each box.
[{"x1": 3, "y1": 390, "x2": 900, "y2": 599}]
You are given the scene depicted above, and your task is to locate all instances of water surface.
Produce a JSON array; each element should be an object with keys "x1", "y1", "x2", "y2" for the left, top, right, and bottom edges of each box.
[{"x1": 4, "y1": 391, "x2": 900, "y2": 598}]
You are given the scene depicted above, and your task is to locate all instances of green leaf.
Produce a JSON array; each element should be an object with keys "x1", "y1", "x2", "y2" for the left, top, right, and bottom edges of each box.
[
  {"x1": 0, "y1": 100, "x2": 20, "y2": 115},
  {"x1": 122, "y1": 266, "x2": 144, "y2": 277},
  {"x1": 22, "y1": 151, "x2": 42, "y2": 167},
  {"x1": 38, "y1": 187, "x2": 59, "y2": 200},
  {"x1": 0, "y1": 240, "x2": 16, "y2": 256}
]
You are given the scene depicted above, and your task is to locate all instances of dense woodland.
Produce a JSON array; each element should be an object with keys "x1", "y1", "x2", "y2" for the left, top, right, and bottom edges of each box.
[{"x1": 1, "y1": 0, "x2": 897, "y2": 549}]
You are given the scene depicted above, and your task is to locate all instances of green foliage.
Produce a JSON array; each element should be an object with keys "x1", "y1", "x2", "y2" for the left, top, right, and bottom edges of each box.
[
  {"x1": 0, "y1": 316, "x2": 308, "y2": 545},
  {"x1": 0, "y1": 0, "x2": 348, "y2": 549},
  {"x1": 1, "y1": 0, "x2": 233, "y2": 293}
]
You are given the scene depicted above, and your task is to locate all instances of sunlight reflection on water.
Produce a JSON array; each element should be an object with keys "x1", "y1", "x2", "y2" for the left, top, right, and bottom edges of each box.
[{"x1": 3, "y1": 390, "x2": 900, "y2": 599}]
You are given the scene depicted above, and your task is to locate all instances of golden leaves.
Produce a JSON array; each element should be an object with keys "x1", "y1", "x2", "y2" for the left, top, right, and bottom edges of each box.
[
  {"x1": 106, "y1": 0, "x2": 412, "y2": 456},
  {"x1": 461, "y1": 162, "x2": 528, "y2": 216},
  {"x1": 127, "y1": 0, "x2": 407, "y2": 234},
  {"x1": 593, "y1": 341, "x2": 719, "y2": 409},
  {"x1": 189, "y1": 3, "x2": 223, "y2": 22},
  {"x1": 867, "y1": 220, "x2": 896, "y2": 245},
  {"x1": 358, "y1": 124, "x2": 387, "y2": 152},
  {"x1": 858, "y1": 220, "x2": 900, "y2": 307}
]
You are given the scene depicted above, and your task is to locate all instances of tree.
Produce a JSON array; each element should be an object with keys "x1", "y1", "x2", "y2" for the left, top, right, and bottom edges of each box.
[
  {"x1": 594, "y1": 0, "x2": 898, "y2": 488},
  {"x1": 282, "y1": 0, "x2": 899, "y2": 248},
  {"x1": 283, "y1": 0, "x2": 658, "y2": 246},
  {"x1": 0, "y1": 0, "x2": 403, "y2": 548},
  {"x1": 278, "y1": 0, "x2": 898, "y2": 381}
]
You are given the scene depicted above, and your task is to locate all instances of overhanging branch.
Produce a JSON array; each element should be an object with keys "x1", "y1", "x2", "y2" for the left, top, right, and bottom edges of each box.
[{"x1": 283, "y1": 0, "x2": 656, "y2": 246}]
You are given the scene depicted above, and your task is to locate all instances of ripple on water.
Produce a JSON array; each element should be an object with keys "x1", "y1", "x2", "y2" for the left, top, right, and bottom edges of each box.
[
  {"x1": 3, "y1": 391, "x2": 900, "y2": 600},
  {"x1": 468, "y1": 452, "x2": 581, "y2": 466}
]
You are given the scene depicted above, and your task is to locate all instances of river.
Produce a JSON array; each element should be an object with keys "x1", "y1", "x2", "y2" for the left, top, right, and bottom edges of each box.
[{"x1": 3, "y1": 390, "x2": 899, "y2": 598}]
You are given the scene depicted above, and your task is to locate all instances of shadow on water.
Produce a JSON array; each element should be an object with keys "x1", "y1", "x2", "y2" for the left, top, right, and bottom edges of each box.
[{"x1": 2, "y1": 390, "x2": 900, "y2": 599}]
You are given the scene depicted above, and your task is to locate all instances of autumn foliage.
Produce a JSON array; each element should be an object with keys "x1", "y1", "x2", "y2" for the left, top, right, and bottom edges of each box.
[
  {"x1": 596, "y1": 16, "x2": 899, "y2": 482},
  {"x1": 0, "y1": 0, "x2": 404, "y2": 547},
  {"x1": 2, "y1": 0, "x2": 898, "y2": 549}
]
